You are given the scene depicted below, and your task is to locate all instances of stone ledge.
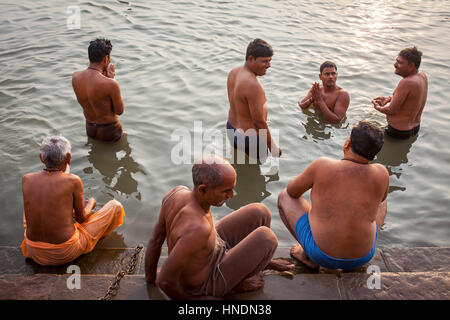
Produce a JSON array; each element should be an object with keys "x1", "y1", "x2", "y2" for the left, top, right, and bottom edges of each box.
[
  {"x1": 339, "y1": 271, "x2": 450, "y2": 300},
  {"x1": 381, "y1": 247, "x2": 450, "y2": 272},
  {"x1": 0, "y1": 246, "x2": 145, "y2": 276}
]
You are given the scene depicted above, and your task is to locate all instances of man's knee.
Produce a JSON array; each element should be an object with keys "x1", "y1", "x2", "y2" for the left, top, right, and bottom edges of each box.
[
  {"x1": 247, "y1": 203, "x2": 271, "y2": 225},
  {"x1": 255, "y1": 226, "x2": 278, "y2": 251},
  {"x1": 105, "y1": 199, "x2": 123, "y2": 216}
]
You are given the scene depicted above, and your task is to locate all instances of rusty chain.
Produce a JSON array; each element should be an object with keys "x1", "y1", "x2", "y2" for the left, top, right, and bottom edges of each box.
[{"x1": 99, "y1": 244, "x2": 144, "y2": 300}]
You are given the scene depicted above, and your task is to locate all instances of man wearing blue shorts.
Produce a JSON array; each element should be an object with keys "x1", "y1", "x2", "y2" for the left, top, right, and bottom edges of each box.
[{"x1": 278, "y1": 121, "x2": 389, "y2": 270}]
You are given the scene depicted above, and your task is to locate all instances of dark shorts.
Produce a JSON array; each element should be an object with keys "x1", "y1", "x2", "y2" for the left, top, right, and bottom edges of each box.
[
  {"x1": 86, "y1": 121, "x2": 123, "y2": 143},
  {"x1": 226, "y1": 122, "x2": 268, "y2": 162},
  {"x1": 295, "y1": 213, "x2": 378, "y2": 270},
  {"x1": 385, "y1": 124, "x2": 420, "y2": 139}
]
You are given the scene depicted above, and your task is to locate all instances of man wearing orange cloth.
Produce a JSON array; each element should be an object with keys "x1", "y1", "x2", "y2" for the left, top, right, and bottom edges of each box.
[{"x1": 21, "y1": 136, "x2": 125, "y2": 266}]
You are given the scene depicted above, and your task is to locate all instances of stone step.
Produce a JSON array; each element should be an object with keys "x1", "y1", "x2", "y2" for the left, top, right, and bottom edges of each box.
[
  {"x1": 2, "y1": 246, "x2": 449, "y2": 276},
  {"x1": 1, "y1": 271, "x2": 449, "y2": 300}
]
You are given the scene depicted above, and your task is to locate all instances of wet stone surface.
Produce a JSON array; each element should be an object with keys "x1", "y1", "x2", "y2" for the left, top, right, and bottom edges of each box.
[
  {"x1": 381, "y1": 247, "x2": 450, "y2": 272},
  {"x1": 0, "y1": 246, "x2": 449, "y2": 300},
  {"x1": 339, "y1": 272, "x2": 450, "y2": 300},
  {"x1": 0, "y1": 274, "x2": 57, "y2": 300}
]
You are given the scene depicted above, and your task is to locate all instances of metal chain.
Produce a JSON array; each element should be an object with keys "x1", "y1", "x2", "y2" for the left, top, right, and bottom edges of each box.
[{"x1": 99, "y1": 244, "x2": 144, "y2": 300}]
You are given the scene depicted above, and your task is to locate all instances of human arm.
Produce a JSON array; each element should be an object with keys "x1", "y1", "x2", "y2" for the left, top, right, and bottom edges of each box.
[
  {"x1": 312, "y1": 85, "x2": 349, "y2": 123},
  {"x1": 372, "y1": 81, "x2": 409, "y2": 115},
  {"x1": 155, "y1": 224, "x2": 212, "y2": 300},
  {"x1": 145, "y1": 207, "x2": 167, "y2": 284},
  {"x1": 286, "y1": 158, "x2": 323, "y2": 198},
  {"x1": 72, "y1": 177, "x2": 95, "y2": 223},
  {"x1": 110, "y1": 80, "x2": 124, "y2": 115},
  {"x1": 247, "y1": 81, "x2": 282, "y2": 157},
  {"x1": 298, "y1": 84, "x2": 314, "y2": 109}
]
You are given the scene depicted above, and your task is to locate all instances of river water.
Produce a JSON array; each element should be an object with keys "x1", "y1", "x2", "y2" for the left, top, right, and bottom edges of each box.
[{"x1": 1, "y1": 0, "x2": 449, "y2": 249}]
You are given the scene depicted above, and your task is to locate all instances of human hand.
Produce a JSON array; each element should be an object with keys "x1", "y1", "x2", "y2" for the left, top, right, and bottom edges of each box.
[
  {"x1": 105, "y1": 63, "x2": 116, "y2": 78},
  {"x1": 84, "y1": 198, "x2": 96, "y2": 212},
  {"x1": 312, "y1": 82, "x2": 322, "y2": 101},
  {"x1": 372, "y1": 96, "x2": 391, "y2": 107},
  {"x1": 271, "y1": 144, "x2": 282, "y2": 157}
]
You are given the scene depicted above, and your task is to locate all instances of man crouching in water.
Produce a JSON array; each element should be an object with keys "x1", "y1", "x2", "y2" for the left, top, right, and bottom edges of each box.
[
  {"x1": 145, "y1": 154, "x2": 294, "y2": 299},
  {"x1": 278, "y1": 121, "x2": 389, "y2": 270},
  {"x1": 72, "y1": 38, "x2": 125, "y2": 142}
]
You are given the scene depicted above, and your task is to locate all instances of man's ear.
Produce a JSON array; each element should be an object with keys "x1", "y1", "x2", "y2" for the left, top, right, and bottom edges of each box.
[
  {"x1": 344, "y1": 138, "x2": 351, "y2": 151},
  {"x1": 198, "y1": 184, "x2": 208, "y2": 194},
  {"x1": 66, "y1": 153, "x2": 72, "y2": 165}
]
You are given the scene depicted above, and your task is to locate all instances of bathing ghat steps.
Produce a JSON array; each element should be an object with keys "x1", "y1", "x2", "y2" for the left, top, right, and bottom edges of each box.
[{"x1": 0, "y1": 246, "x2": 448, "y2": 300}]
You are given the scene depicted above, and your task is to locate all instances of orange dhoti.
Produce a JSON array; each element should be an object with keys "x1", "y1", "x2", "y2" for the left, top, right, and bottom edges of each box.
[{"x1": 21, "y1": 200, "x2": 125, "y2": 266}]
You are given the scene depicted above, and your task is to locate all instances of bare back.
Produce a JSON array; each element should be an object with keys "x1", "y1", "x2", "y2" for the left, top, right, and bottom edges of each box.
[
  {"x1": 388, "y1": 71, "x2": 428, "y2": 130},
  {"x1": 161, "y1": 186, "x2": 217, "y2": 290},
  {"x1": 304, "y1": 158, "x2": 388, "y2": 258},
  {"x1": 72, "y1": 69, "x2": 123, "y2": 124},
  {"x1": 227, "y1": 66, "x2": 268, "y2": 132},
  {"x1": 22, "y1": 172, "x2": 81, "y2": 244}
]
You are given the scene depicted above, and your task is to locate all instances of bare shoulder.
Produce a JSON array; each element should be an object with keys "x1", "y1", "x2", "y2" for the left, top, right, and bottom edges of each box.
[
  {"x1": 370, "y1": 163, "x2": 389, "y2": 177},
  {"x1": 338, "y1": 87, "x2": 350, "y2": 98},
  {"x1": 312, "y1": 156, "x2": 335, "y2": 166},
  {"x1": 22, "y1": 172, "x2": 37, "y2": 184}
]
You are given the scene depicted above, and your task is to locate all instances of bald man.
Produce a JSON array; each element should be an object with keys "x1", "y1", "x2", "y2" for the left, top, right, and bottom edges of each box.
[{"x1": 145, "y1": 155, "x2": 294, "y2": 299}]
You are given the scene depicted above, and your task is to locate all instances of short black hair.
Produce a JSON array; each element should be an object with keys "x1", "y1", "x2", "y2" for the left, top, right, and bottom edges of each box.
[
  {"x1": 350, "y1": 120, "x2": 384, "y2": 161},
  {"x1": 320, "y1": 61, "x2": 337, "y2": 73},
  {"x1": 88, "y1": 38, "x2": 112, "y2": 63},
  {"x1": 399, "y1": 46, "x2": 422, "y2": 69},
  {"x1": 245, "y1": 39, "x2": 273, "y2": 61}
]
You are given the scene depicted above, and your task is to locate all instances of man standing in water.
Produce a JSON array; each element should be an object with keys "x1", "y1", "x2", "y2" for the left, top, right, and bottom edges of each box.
[
  {"x1": 372, "y1": 47, "x2": 428, "y2": 139},
  {"x1": 298, "y1": 61, "x2": 350, "y2": 123},
  {"x1": 72, "y1": 38, "x2": 125, "y2": 142},
  {"x1": 21, "y1": 136, "x2": 125, "y2": 266},
  {"x1": 226, "y1": 39, "x2": 281, "y2": 162},
  {"x1": 145, "y1": 154, "x2": 293, "y2": 299},
  {"x1": 278, "y1": 121, "x2": 389, "y2": 270}
]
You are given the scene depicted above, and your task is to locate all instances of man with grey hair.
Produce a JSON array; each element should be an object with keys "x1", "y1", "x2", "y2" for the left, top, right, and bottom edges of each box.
[
  {"x1": 21, "y1": 136, "x2": 125, "y2": 266},
  {"x1": 145, "y1": 154, "x2": 294, "y2": 299}
]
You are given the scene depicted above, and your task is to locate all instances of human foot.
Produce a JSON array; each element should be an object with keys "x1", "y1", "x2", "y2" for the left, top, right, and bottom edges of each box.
[
  {"x1": 290, "y1": 245, "x2": 319, "y2": 269},
  {"x1": 228, "y1": 272, "x2": 264, "y2": 294},
  {"x1": 265, "y1": 258, "x2": 295, "y2": 271}
]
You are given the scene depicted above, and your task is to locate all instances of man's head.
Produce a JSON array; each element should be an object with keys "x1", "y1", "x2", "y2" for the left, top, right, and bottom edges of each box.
[
  {"x1": 395, "y1": 46, "x2": 422, "y2": 77},
  {"x1": 39, "y1": 136, "x2": 71, "y2": 168},
  {"x1": 192, "y1": 154, "x2": 236, "y2": 207},
  {"x1": 88, "y1": 38, "x2": 112, "y2": 66},
  {"x1": 319, "y1": 61, "x2": 338, "y2": 88},
  {"x1": 347, "y1": 121, "x2": 384, "y2": 161},
  {"x1": 245, "y1": 39, "x2": 273, "y2": 76}
]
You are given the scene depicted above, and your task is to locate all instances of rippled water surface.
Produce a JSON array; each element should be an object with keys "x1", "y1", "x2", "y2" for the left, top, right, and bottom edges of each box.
[{"x1": 1, "y1": 0, "x2": 449, "y2": 248}]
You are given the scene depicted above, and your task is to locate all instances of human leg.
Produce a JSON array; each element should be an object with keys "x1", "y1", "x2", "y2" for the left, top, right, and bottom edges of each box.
[
  {"x1": 80, "y1": 200, "x2": 125, "y2": 252},
  {"x1": 277, "y1": 189, "x2": 319, "y2": 268},
  {"x1": 376, "y1": 199, "x2": 387, "y2": 230},
  {"x1": 277, "y1": 188, "x2": 311, "y2": 241},
  {"x1": 216, "y1": 226, "x2": 278, "y2": 296},
  {"x1": 215, "y1": 203, "x2": 271, "y2": 248}
]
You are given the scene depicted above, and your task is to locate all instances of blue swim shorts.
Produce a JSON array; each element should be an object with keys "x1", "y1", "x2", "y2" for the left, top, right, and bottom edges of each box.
[{"x1": 294, "y1": 213, "x2": 378, "y2": 270}]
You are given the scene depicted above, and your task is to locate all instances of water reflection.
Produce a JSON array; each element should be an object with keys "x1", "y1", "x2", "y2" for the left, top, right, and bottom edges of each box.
[
  {"x1": 226, "y1": 160, "x2": 277, "y2": 210},
  {"x1": 84, "y1": 133, "x2": 145, "y2": 199},
  {"x1": 301, "y1": 108, "x2": 349, "y2": 141},
  {"x1": 374, "y1": 133, "x2": 418, "y2": 192}
]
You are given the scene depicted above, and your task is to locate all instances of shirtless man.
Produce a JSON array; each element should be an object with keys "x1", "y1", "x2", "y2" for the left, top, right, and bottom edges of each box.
[
  {"x1": 21, "y1": 136, "x2": 125, "y2": 266},
  {"x1": 372, "y1": 47, "x2": 428, "y2": 139},
  {"x1": 72, "y1": 38, "x2": 124, "y2": 142},
  {"x1": 278, "y1": 121, "x2": 389, "y2": 270},
  {"x1": 227, "y1": 39, "x2": 281, "y2": 161},
  {"x1": 299, "y1": 61, "x2": 350, "y2": 123},
  {"x1": 145, "y1": 154, "x2": 293, "y2": 299}
]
